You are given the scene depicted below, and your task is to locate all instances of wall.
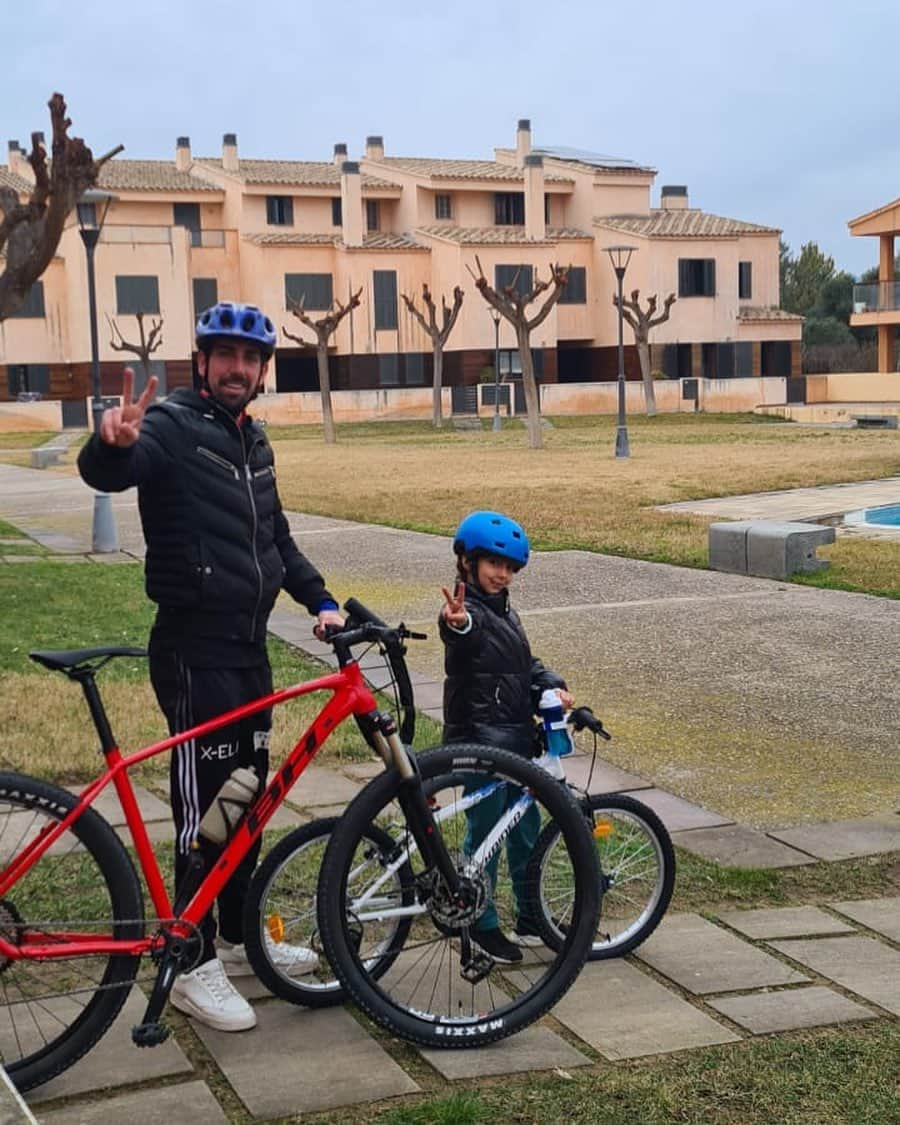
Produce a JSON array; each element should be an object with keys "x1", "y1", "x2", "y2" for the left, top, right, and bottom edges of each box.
[
  {"x1": 0, "y1": 400, "x2": 63, "y2": 431},
  {"x1": 805, "y1": 372, "x2": 900, "y2": 403}
]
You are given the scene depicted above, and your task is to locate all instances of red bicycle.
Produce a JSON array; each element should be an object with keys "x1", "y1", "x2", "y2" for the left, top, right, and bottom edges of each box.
[{"x1": 0, "y1": 600, "x2": 600, "y2": 1091}]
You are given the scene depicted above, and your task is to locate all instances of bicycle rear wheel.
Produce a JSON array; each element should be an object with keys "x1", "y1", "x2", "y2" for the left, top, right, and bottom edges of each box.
[
  {"x1": 243, "y1": 816, "x2": 414, "y2": 1007},
  {"x1": 529, "y1": 792, "x2": 675, "y2": 959},
  {"x1": 0, "y1": 772, "x2": 144, "y2": 1092},
  {"x1": 317, "y1": 744, "x2": 599, "y2": 1048}
]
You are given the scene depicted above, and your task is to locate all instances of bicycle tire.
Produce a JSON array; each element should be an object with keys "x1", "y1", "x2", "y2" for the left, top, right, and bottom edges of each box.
[
  {"x1": 528, "y1": 792, "x2": 675, "y2": 959},
  {"x1": 243, "y1": 816, "x2": 414, "y2": 1007},
  {"x1": 317, "y1": 744, "x2": 599, "y2": 1048},
  {"x1": 0, "y1": 771, "x2": 144, "y2": 1092}
]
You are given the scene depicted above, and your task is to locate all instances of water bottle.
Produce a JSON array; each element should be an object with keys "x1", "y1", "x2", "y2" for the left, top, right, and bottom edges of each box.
[
  {"x1": 536, "y1": 690, "x2": 572, "y2": 780},
  {"x1": 198, "y1": 766, "x2": 259, "y2": 844}
]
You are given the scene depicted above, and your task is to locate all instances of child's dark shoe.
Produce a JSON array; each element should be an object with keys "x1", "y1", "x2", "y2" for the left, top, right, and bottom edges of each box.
[{"x1": 470, "y1": 927, "x2": 523, "y2": 963}]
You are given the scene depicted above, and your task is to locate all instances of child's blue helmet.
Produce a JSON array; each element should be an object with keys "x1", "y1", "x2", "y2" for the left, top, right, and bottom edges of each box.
[
  {"x1": 196, "y1": 301, "x2": 277, "y2": 358},
  {"x1": 453, "y1": 510, "x2": 530, "y2": 568}
]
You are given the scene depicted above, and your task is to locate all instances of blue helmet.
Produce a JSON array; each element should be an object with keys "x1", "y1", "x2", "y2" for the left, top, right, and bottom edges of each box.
[
  {"x1": 196, "y1": 301, "x2": 277, "y2": 358},
  {"x1": 453, "y1": 510, "x2": 530, "y2": 568}
]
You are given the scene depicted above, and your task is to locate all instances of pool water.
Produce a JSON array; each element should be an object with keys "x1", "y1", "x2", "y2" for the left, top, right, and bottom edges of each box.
[{"x1": 844, "y1": 503, "x2": 900, "y2": 529}]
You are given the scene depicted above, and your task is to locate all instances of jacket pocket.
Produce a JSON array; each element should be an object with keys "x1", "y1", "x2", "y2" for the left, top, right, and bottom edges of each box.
[{"x1": 197, "y1": 445, "x2": 240, "y2": 480}]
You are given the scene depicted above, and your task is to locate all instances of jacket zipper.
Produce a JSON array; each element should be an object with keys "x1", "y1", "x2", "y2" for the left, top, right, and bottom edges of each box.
[
  {"x1": 197, "y1": 445, "x2": 240, "y2": 479},
  {"x1": 240, "y1": 427, "x2": 265, "y2": 642}
]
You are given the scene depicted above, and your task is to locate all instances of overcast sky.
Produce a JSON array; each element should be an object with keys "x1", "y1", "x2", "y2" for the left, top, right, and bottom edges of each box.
[{"x1": 6, "y1": 0, "x2": 898, "y2": 277}]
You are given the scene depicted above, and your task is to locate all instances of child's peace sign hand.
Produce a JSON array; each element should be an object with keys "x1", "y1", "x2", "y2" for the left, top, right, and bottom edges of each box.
[
  {"x1": 441, "y1": 582, "x2": 468, "y2": 628},
  {"x1": 99, "y1": 367, "x2": 159, "y2": 448}
]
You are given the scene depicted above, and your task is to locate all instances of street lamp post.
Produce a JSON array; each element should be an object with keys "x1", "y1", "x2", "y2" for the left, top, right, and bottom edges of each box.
[
  {"x1": 77, "y1": 189, "x2": 119, "y2": 551},
  {"x1": 490, "y1": 309, "x2": 502, "y2": 432},
  {"x1": 605, "y1": 245, "x2": 636, "y2": 459}
]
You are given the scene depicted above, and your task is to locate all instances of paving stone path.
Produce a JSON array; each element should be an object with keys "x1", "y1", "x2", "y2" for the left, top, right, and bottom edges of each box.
[{"x1": 0, "y1": 464, "x2": 896, "y2": 1122}]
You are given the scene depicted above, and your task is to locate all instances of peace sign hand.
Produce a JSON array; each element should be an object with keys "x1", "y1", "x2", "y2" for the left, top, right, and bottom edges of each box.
[
  {"x1": 441, "y1": 582, "x2": 469, "y2": 629},
  {"x1": 99, "y1": 367, "x2": 159, "y2": 448}
]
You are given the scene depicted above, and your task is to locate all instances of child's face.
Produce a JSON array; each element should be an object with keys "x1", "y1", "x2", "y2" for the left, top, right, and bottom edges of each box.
[{"x1": 473, "y1": 554, "x2": 519, "y2": 595}]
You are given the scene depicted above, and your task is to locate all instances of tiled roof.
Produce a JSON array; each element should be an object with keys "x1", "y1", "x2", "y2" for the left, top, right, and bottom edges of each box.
[
  {"x1": 595, "y1": 209, "x2": 778, "y2": 238},
  {"x1": 547, "y1": 226, "x2": 593, "y2": 240},
  {"x1": 197, "y1": 159, "x2": 399, "y2": 190},
  {"x1": 0, "y1": 168, "x2": 33, "y2": 194},
  {"x1": 245, "y1": 231, "x2": 423, "y2": 250},
  {"x1": 738, "y1": 306, "x2": 803, "y2": 323},
  {"x1": 416, "y1": 224, "x2": 557, "y2": 245},
  {"x1": 97, "y1": 161, "x2": 220, "y2": 192},
  {"x1": 376, "y1": 157, "x2": 573, "y2": 184}
]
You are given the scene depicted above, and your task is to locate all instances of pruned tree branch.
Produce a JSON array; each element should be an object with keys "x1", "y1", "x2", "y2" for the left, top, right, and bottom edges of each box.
[
  {"x1": 0, "y1": 93, "x2": 124, "y2": 321},
  {"x1": 106, "y1": 311, "x2": 163, "y2": 374},
  {"x1": 401, "y1": 283, "x2": 464, "y2": 427},
  {"x1": 611, "y1": 287, "x2": 678, "y2": 416}
]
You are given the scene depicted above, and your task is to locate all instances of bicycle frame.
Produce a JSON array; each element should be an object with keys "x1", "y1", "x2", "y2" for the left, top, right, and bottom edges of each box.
[{"x1": 0, "y1": 660, "x2": 387, "y2": 963}]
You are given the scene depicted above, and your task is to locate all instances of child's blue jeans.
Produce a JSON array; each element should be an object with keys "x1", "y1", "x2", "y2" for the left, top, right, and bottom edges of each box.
[{"x1": 463, "y1": 775, "x2": 541, "y2": 932}]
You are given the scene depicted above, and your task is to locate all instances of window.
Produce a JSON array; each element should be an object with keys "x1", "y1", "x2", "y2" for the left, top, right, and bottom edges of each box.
[
  {"x1": 366, "y1": 199, "x2": 380, "y2": 232},
  {"x1": 378, "y1": 354, "x2": 400, "y2": 386},
  {"x1": 678, "y1": 258, "x2": 716, "y2": 297},
  {"x1": 494, "y1": 192, "x2": 525, "y2": 225},
  {"x1": 373, "y1": 270, "x2": 398, "y2": 330},
  {"x1": 192, "y1": 277, "x2": 218, "y2": 317},
  {"x1": 739, "y1": 261, "x2": 752, "y2": 300},
  {"x1": 174, "y1": 203, "x2": 201, "y2": 247},
  {"x1": 331, "y1": 197, "x2": 342, "y2": 226},
  {"x1": 405, "y1": 353, "x2": 425, "y2": 385},
  {"x1": 11, "y1": 281, "x2": 45, "y2": 318},
  {"x1": 6, "y1": 363, "x2": 49, "y2": 396},
  {"x1": 435, "y1": 193, "x2": 452, "y2": 220},
  {"x1": 544, "y1": 194, "x2": 550, "y2": 225},
  {"x1": 495, "y1": 264, "x2": 533, "y2": 298},
  {"x1": 115, "y1": 275, "x2": 160, "y2": 315},
  {"x1": 266, "y1": 196, "x2": 293, "y2": 226},
  {"x1": 736, "y1": 341, "x2": 753, "y2": 377},
  {"x1": 558, "y1": 266, "x2": 587, "y2": 304},
  {"x1": 285, "y1": 273, "x2": 334, "y2": 311}
]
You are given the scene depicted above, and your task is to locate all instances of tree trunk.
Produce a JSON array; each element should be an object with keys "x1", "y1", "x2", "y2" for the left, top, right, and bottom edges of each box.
[
  {"x1": 516, "y1": 323, "x2": 543, "y2": 449},
  {"x1": 316, "y1": 343, "x2": 336, "y2": 444},
  {"x1": 636, "y1": 339, "x2": 657, "y2": 416},
  {"x1": 432, "y1": 345, "x2": 443, "y2": 428}
]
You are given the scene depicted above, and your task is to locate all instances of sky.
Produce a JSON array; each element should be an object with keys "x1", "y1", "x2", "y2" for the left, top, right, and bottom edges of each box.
[{"x1": 5, "y1": 0, "x2": 899, "y2": 277}]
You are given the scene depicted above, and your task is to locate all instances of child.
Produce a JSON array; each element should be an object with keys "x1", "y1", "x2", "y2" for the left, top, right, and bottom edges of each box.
[{"x1": 439, "y1": 510, "x2": 574, "y2": 964}]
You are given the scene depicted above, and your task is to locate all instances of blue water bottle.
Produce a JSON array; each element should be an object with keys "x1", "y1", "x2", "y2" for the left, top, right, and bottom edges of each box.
[{"x1": 538, "y1": 690, "x2": 573, "y2": 778}]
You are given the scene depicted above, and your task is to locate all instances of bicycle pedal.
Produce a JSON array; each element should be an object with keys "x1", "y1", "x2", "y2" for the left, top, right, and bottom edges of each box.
[
  {"x1": 460, "y1": 951, "x2": 493, "y2": 984},
  {"x1": 131, "y1": 1021, "x2": 171, "y2": 1048}
]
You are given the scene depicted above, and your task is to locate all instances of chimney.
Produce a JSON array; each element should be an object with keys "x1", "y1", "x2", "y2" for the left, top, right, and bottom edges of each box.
[
  {"x1": 7, "y1": 140, "x2": 30, "y2": 179},
  {"x1": 365, "y1": 135, "x2": 384, "y2": 161},
  {"x1": 340, "y1": 161, "x2": 364, "y2": 246},
  {"x1": 524, "y1": 154, "x2": 545, "y2": 240},
  {"x1": 333, "y1": 142, "x2": 347, "y2": 167},
  {"x1": 176, "y1": 136, "x2": 191, "y2": 172},
  {"x1": 222, "y1": 133, "x2": 239, "y2": 173},
  {"x1": 516, "y1": 119, "x2": 532, "y2": 164},
  {"x1": 660, "y1": 184, "x2": 689, "y2": 211}
]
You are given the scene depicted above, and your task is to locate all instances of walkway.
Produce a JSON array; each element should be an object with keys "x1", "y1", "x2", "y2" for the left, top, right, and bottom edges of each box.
[{"x1": 0, "y1": 463, "x2": 896, "y2": 1122}]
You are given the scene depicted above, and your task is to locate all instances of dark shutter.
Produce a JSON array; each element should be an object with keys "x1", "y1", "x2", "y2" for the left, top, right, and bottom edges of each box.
[
  {"x1": 115, "y1": 276, "x2": 160, "y2": 315},
  {"x1": 366, "y1": 200, "x2": 380, "y2": 232},
  {"x1": 373, "y1": 270, "x2": 398, "y2": 330},
  {"x1": 11, "y1": 281, "x2": 45, "y2": 318},
  {"x1": 495, "y1": 264, "x2": 533, "y2": 297},
  {"x1": 716, "y1": 342, "x2": 735, "y2": 378},
  {"x1": 559, "y1": 267, "x2": 586, "y2": 304},
  {"x1": 663, "y1": 344, "x2": 678, "y2": 378},
  {"x1": 405, "y1": 353, "x2": 425, "y2": 385},
  {"x1": 494, "y1": 192, "x2": 525, "y2": 225},
  {"x1": 192, "y1": 278, "x2": 218, "y2": 317},
  {"x1": 266, "y1": 196, "x2": 293, "y2": 225},
  {"x1": 378, "y1": 354, "x2": 400, "y2": 385},
  {"x1": 736, "y1": 342, "x2": 753, "y2": 377},
  {"x1": 739, "y1": 261, "x2": 752, "y2": 300},
  {"x1": 331, "y1": 198, "x2": 342, "y2": 226},
  {"x1": 174, "y1": 203, "x2": 201, "y2": 246},
  {"x1": 285, "y1": 274, "x2": 334, "y2": 311},
  {"x1": 703, "y1": 259, "x2": 716, "y2": 296}
]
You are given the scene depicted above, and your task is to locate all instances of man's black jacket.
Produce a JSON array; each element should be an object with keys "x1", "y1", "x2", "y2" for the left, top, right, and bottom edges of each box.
[
  {"x1": 78, "y1": 389, "x2": 334, "y2": 647},
  {"x1": 439, "y1": 582, "x2": 566, "y2": 756}
]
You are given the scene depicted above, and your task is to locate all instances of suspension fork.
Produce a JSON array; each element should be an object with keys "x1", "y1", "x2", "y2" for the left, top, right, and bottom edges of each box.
[{"x1": 367, "y1": 714, "x2": 461, "y2": 896}]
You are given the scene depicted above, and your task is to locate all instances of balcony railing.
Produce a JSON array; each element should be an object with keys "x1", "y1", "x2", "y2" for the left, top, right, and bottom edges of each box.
[
  {"x1": 98, "y1": 226, "x2": 226, "y2": 249},
  {"x1": 852, "y1": 282, "x2": 900, "y2": 313}
]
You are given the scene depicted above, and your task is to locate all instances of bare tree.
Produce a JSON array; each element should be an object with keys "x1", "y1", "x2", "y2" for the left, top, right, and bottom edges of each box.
[
  {"x1": 469, "y1": 256, "x2": 568, "y2": 448},
  {"x1": 283, "y1": 288, "x2": 362, "y2": 443},
  {"x1": 400, "y1": 284, "x2": 463, "y2": 429},
  {"x1": 0, "y1": 93, "x2": 122, "y2": 321},
  {"x1": 613, "y1": 288, "x2": 676, "y2": 417},
  {"x1": 107, "y1": 312, "x2": 163, "y2": 390}
]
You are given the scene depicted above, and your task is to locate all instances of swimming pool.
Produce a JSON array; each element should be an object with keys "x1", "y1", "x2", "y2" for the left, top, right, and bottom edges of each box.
[{"x1": 844, "y1": 503, "x2": 900, "y2": 530}]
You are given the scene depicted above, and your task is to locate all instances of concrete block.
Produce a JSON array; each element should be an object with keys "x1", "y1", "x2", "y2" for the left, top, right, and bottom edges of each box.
[
  {"x1": 419, "y1": 1025, "x2": 591, "y2": 1079},
  {"x1": 672, "y1": 824, "x2": 815, "y2": 869},
  {"x1": 708, "y1": 986, "x2": 876, "y2": 1034},
  {"x1": 39, "y1": 1080, "x2": 227, "y2": 1125},
  {"x1": 828, "y1": 897, "x2": 900, "y2": 943},
  {"x1": 769, "y1": 813, "x2": 900, "y2": 861},
  {"x1": 718, "y1": 906, "x2": 855, "y2": 939},
  {"x1": 745, "y1": 521, "x2": 835, "y2": 580},
  {"x1": 29, "y1": 448, "x2": 61, "y2": 469},
  {"x1": 708, "y1": 521, "x2": 756, "y2": 574},
  {"x1": 770, "y1": 935, "x2": 900, "y2": 1015}
]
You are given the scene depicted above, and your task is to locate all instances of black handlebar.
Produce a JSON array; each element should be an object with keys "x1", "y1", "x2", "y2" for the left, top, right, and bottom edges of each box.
[{"x1": 567, "y1": 706, "x2": 611, "y2": 741}]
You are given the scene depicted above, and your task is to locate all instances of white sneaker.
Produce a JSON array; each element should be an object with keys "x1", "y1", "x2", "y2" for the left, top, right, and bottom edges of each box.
[
  {"x1": 170, "y1": 957, "x2": 257, "y2": 1031},
  {"x1": 218, "y1": 937, "x2": 319, "y2": 978}
]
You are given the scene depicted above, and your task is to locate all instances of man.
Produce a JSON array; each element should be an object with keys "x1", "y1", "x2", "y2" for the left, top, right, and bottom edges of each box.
[{"x1": 78, "y1": 301, "x2": 343, "y2": 1032}]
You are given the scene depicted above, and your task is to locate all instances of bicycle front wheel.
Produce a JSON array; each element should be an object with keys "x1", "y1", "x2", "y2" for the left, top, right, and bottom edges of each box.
[
  {"x1": 529, "y1": 792, "x2": 675, "y2": 959},
  {"x1": 0, "y1": 772, "x2": 144, "y2": 1092},
  {"x1": 243, "y1": 816, "x2": 414, "y2": 1007},
  {"x1": 317, "y1": 744, "x2": 600, "y2": 1048}
]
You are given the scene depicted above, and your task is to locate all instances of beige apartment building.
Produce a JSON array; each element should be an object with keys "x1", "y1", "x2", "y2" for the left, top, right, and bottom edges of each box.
[{"x1": 0, "y1": 120, "x2": 801, "y2": 422}]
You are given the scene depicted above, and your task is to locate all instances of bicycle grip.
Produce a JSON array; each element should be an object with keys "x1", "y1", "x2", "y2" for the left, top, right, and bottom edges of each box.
[{"x1": 343, "y1": 598, "x2": 388, "y2": 628}]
